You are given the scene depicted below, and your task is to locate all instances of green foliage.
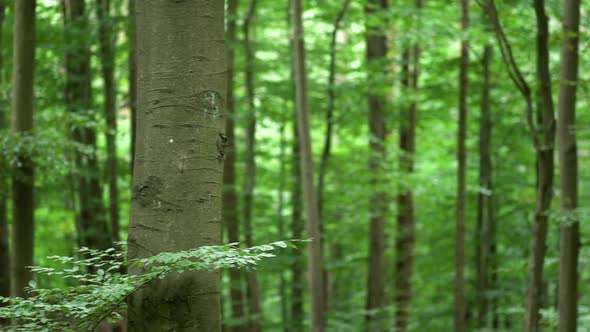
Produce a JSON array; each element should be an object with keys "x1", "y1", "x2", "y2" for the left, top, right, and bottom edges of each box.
[{"x1": 0, "y1": 241, "x2": 298, "y2": 332}]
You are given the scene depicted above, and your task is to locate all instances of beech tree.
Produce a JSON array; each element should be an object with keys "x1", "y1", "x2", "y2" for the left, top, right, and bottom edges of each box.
[
  {"x1": 127, "y1": 1, "x2": 227, "y2": 330},
  {"x1": 0, "y1": 0, "x2": 8, "y2": 308},
  {"x1": 292, "y1": 0, "x2": 325, "y2": 330},
  {"x1": 11, "y1": 0, "x2": 36, "y2": 298},
  {"x1": 223, "y1": 0, "x2": 247, "y2": 331},
  {"x1": 394, "y1": 1, "x2": 422, "y2": 331},
  {"x1": 557, "y1": 0, "x2": 581, "y2": 330},
  {"x1": 364, "y1": 0, "x2": 388, "y2": 330}
]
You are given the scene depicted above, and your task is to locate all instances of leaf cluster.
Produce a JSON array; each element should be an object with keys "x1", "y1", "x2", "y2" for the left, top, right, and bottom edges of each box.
[{"x1": 0, "y1": 241, "x2": 300, "y2": 332}]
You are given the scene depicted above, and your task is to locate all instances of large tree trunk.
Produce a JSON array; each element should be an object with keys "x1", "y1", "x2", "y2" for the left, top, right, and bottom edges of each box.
[
  {"x1": 242, "y1": 1, "x2": 262, "y2": 329},
  {"x1": 556, "y1": 0, "x2": 580, "y2": 330},
  {"x1": 475, "y1": 44, "x2": 494, "y2": 329},
  {"x1": 224, "y1": 0, "x2": 247, "y2": 331},
  {"x1": 291, "y1": 0, "x2": 325, "y2": 330},
  {"x1": 455, "y1": 0, "x2": 469, "y2": 330},
  {"x1": 394, "y1": 0, "x2": 421, "y2": 327},
  {"x1": 364, "y1": 1, "x2": 388, "y2": 330},
  {"x1": 128, "y1": 0, "x2": 137, "y2": 176},
  {"x1": 127, "y1": 1, "x2": 226, "y2": 331},
  {"x1": 97, "y1": 0, "x2": 120, "y2": 243},
  {"x1": 524, "y1": 1, "x2": 556, "y2": 330},
  {"x1": 11, "y1": 0, "x2": 36, "y2": 298},
  {"x1": 63, "y1": 0, "x2": 110, "y2": 251},
  {"x1": 0, "y1": 0, "x2": 9, "y2": 310}
]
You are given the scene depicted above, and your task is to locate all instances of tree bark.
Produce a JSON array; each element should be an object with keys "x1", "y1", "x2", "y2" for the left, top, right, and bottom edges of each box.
[
  {"x1": 11, "y1": 0, "x2": 36, "y2": 298},
  {"x1": 475, "y1": 44, "x2": 494, "y2": 329},
  {"x1": 455, "y1": 0, "x2": 469, "y2": 330},
  {"x1": 242, "y1": 1, "x2": 262, "y2": 329},
  {"x1": 556, "y1": 0, "x2": 580, "y2": 330},
  {"x1": 0, "y1": 0, "x2": 9, "y2": 311},
  {"x1": 224, "y1": 0, "x2": 247, "y2": 331},
  {"x1": 63, "y1": 0, "x2": 110, "y2": 251},
  {"x1": 291, "y1": 0, "x2": 325, "y2": 330},
  {"x1": 97, "y1": 0, "x2": 120, "y2": 243},
  {"x1": 395, "y1": 0, "x2": 421, "y2": 327},
  {"x1": 128, "y1": 0, "x2": 137, "y2": 176},
  {"x1": 364, "y1": 1, "x2": 388, "y2": 330},
  {"x1": 127, "y1": 1, "x2": 226, "y2": 331}
]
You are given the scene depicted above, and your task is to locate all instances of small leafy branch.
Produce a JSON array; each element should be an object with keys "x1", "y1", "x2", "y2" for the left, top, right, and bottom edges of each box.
[{"x1": 0, "y1": 241, "x2": 301, "y2": 332}]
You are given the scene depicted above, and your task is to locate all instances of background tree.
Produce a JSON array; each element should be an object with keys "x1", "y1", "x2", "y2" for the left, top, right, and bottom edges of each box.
[
  {"x1": 292, "y1": 0, "x2": 325, "y2": 330},
  {"x1": 11, "y1": 0, "x2": 36, "y2": 298},
  {"x1": 364, "y1": 0, "x2": 388, "y2": 329},
  {"x1": 63, "y1": 0, "x2": 110, "y2": 251},
  {"x1": 557, "y1": 0, "x2": 581, "y2": 330},
  {"x1": 224, "y1": 0, "x2": 247, "y2": 331},
  {"x1": 96, "y1": 0, "x2": 120, "y2": 242}
]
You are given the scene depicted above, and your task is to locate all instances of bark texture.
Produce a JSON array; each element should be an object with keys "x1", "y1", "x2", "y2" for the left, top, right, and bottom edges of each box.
[
  {"x1": 127, "y1": 1, "x2": 226, "y2": 331},
  {"x1": 63, "y1": 0, "x2": 110, "y2": 251},
  {"x1": 364, "y1": 1, "x2": 388, "y2": 329},
  {"x1": 292, "y1": 0, "x2": 326, "y2": 330},
  {"x1": 243, "y1": 1, "x2": 262, "y2": 329},
  {"x1": 455, "y1": 0, "x2": 469, "y2": 330},
  {"x1": 97, "y1": 0, "x2": 120, "y2": 242},
  {"x1": 11, "y1": 0, "x2": 36, "y2": 298},
  {"x1": 475, "y1": 44, "x2": 495, "y2": 329},
  {"x1": 224, "y1": 0, "x2": 247, "y2": 330},
  {"x1": 557, "y1": 0, "x2": 580, "y2": 330},
  {"x1": 128, "y1": 0, "x2": 137, "y2": 175}
]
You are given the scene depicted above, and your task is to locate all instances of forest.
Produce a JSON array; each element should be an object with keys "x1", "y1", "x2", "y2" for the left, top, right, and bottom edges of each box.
[{"x1": 0, "y1": 0, "x2": 588, "y2": 331}]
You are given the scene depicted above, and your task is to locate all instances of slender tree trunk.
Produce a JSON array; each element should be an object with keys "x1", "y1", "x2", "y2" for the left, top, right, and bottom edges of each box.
[
  {"x1": 224, "y1": 0, "x2": 247, "y2": 330},
  {"x1": 364, "y1": 1, "x2": 388, "y2": 330},
  {"x1": 127, "y1": 1, "x2": 226, "y2": 331},
  {"x1": 524, "y1": 1, "x2": 556, "y2": 330},
  {"x1": 290, "y1": 118, "x2": 304, "y2": 332},
  {"x1": 289, "y1": 3, "x2": 304, "y2": 327},
  {"x1": 395, "y1": 0, "x2": 421, "y2": 327},
  {"x1": 556, "y1": 0, "x2": 580, "y2": 330},
  {"x1": 475, "y1": 44, "x2": 494, "y2": 329},
  {"x1": 11, "y1": 0, "x2": 36, "y2": 298},
  {"x1": 277, "y1": 119, "x2": 289, "y2": 332},
  {"x1": 0, "y1": 0, "x2": 10, "y2": 311},
  {"x1": 97, "y1": 0, "x2": 120, "y2": 243},
  {"x1": 455, "y1": 0, "x2": 469, "y2": 330},
  {"x1": 242, "y1": 1, "x2": 262, "y2": 329},
  {"x1": 317, "y1": 0, "x2": 351, "y2": 312},
  {"x1": 128, "y1": 0, "x2": 137, "y2": 176},
  {"x1": 292, "y1": 0, "x2": 325, "y2": 330},
  {"x1": 318, "y1": 0, "x2": 350, "y2": 218},
  {"x1": 63, "y1": 0, "x2": 110, "y2": 251}
]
